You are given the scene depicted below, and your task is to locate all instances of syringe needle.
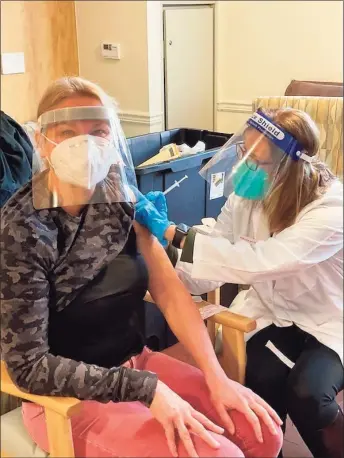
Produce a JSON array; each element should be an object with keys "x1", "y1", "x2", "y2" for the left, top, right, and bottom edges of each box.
[{"x1": 163, "y1": 174, "x2": 188, "y2": 195}]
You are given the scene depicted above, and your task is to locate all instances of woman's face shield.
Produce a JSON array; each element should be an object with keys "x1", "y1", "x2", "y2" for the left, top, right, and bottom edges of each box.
[
  {"x1": 200, "y1": 111, "x2": 305, "y2": 201},
  {"x1": 33, "y1": 106, "x2": 137, "y2": 209}
]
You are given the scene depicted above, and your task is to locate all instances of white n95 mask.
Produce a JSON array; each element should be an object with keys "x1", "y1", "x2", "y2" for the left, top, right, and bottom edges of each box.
[
  {"x1": 33, "y1": 105, "x2": 138, "y2": 209},
  {"x1": 49, "y1": 135, "x2": 113, "y2": 189}
]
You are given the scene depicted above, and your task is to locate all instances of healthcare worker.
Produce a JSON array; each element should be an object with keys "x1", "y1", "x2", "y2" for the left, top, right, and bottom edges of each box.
[{"x1": 135, "y1": 108, "x2": 344, "y2": 458}]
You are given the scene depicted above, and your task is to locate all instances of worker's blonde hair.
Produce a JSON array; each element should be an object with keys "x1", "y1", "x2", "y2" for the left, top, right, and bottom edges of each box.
[
  {"x1": 37, "y1": 76, "x2": 116, "y2": 119},
  {"x1": 260, "y1": 107, "x2": 336, "y2": 233}
]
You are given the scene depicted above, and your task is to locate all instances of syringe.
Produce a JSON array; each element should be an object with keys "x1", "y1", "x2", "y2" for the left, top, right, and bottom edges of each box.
[{"x1": 163, "y1": 174, "x2": 188, "y2": 195}]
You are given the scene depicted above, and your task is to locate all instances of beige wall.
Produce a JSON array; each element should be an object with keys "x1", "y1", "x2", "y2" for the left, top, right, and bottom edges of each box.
[
  {"x1": 1, "y1": 1, "x2": 78, "y2": 123},
  {"x1": 216, "y1": 1, "x2": 343, "y2": 132},
  {"x1": 75, "y1": 0, "x2": 343, "y2": 136},
  {"x1": 75, "y1": 0, "x2": 214, "y2": 137},
  {"x1": 75, "y1": 0, "x2": 152, "y2": 136}
]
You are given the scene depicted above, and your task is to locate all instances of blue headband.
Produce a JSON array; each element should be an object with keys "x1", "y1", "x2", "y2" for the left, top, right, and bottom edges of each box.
[{"x1": 247, "y1": 110, "x2": 305, "y2": 161}]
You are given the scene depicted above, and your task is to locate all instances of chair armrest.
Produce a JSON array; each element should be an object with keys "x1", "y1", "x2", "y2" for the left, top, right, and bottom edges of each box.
[
  {"x1": 1, "y1": 361, "x2": 81, "y2": 418},
  {"x1": 204, "y1": 305, "x2": 256, "y2": 333},
  {"x1": 143, "y1": 292, "x2": 256, "y2": 333}
]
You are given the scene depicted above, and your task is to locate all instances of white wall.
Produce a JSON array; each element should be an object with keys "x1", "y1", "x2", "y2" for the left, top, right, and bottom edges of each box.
[
  {"x1": 145, "y1": 0, "x2": 216, "y2": 133},
  {"x1": 216, "y1": 1, "x2": 343, "y2": 132},
  {"x1": 146, "y1": 1, "x2": 165, "y2": 133},
  {"x1": 75, "y1": 0, "x2": 153, "y2": 136}
]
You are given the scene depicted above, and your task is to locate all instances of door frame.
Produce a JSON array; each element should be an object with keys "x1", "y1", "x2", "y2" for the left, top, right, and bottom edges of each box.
[{"x1": 162, "y1": 3, "x2": 216, "y2": 131}]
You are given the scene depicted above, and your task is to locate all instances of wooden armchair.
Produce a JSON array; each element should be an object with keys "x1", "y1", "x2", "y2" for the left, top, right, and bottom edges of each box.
[
  {"x1": 1, "y1": 290, "x2": 256, "y2": 458},
  {"x1": 1, "y1": 360, "x2": 81, "y2": 458}
]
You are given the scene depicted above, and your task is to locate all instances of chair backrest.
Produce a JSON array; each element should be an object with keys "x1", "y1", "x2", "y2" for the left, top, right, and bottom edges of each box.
[
  {"x1": 285, "y1": 80, "x2": 343, "y2": 97},
  {"x1": 252, "y1": 96, "x2": 343, "y2": 178}
]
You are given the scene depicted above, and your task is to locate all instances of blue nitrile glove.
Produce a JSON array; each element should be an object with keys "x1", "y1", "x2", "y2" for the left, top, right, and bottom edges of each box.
[
  {"x1": 146, "y1": 191, "x2": 168, "y2": 219},
  {"x1": 134, "y1": 191, "x2": 173, "y2": 246}
]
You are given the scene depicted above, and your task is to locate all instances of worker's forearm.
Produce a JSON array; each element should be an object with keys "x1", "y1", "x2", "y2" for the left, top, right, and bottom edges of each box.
[
  {"x1": 136, "y1": 224, "x2": 225, "y2": 382},
  {"x1": 165, "y1": 225, "x2": 196, "y2": 264},
  {"x1": 165, "y1": 225, "x2": 183, "y2": 245}
]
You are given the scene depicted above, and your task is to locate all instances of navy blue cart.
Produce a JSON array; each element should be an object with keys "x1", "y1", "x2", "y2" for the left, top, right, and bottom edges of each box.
[{"x1": 128, "y1": 128, "x2": 232, "y2": 227}]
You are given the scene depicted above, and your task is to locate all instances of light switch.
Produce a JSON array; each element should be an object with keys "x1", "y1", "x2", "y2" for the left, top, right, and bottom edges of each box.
[
  {"x1": 101, "y1": 43, "x2": 121, "y2": 60},
  {"x1": 1, "y1": 52, "x2": 25, "y2": 75}
]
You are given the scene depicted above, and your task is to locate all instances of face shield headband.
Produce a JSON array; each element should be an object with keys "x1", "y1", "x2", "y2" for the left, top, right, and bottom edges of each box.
[
  {"x1": 199, "y1": 110, "x2": 314, "y2": 201},
  {"x1": 248, "y1": 110, "x2": 311, "y2": 162}
]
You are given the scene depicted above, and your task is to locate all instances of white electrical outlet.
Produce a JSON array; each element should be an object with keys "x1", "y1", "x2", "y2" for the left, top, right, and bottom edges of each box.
[
  {"x1": 101, "y1": 43, "x2": 121, "y2": 60},
  {"x1": 1, "y1": 52, "x2": 25, "y2": 75}
]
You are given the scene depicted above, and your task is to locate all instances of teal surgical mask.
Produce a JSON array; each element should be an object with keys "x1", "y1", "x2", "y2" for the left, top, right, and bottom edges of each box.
[{"x1": 232, "y1": 161, "x2": 269, "y2": 200}]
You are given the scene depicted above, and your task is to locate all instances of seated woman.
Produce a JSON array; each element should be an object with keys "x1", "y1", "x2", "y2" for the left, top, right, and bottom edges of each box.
[{"x1": 1, "y1": 76, "x2": 282, "y2": 458}]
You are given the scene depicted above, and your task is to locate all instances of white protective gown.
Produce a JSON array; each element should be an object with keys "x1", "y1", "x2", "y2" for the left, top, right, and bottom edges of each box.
[{"x1": 176, "y1": 180, "x2": 343, "y2": 364}]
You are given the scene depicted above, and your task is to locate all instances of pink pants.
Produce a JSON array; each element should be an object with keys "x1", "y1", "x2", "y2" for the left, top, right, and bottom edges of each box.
[{"x1": 22, "y1": 347, "x2": 283, "y2": 457}]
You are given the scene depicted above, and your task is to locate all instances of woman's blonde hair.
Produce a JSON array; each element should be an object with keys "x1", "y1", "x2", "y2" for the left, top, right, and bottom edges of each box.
[
  {"x1": 37, "y1": 76, "x2": 116, "y2": 119},
  {"x1": 261, "y1": 107, "x2": 336, "y2": 233}
]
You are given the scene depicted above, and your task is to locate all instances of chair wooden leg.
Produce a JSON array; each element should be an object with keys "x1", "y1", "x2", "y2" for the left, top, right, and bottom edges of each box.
[
  {"x1": 207, "y1": 320, "x2": 217, "y2": 347},
  {"x1": 45, "y1": 408, "x2": 75, "y2": 457},
  {"x1": 219, "y1": 327, "x2": 246, "y2": 384},
  {"x1": 206, "y1": 289, "x2": 221, "y2": 305},
  {"x1": 206, "y1": 289, "x2": 221, "y2": 348}
]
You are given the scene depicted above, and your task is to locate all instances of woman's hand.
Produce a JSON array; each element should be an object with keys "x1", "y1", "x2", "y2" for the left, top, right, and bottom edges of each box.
[
  {"x1": 150, "y1": 380, "x2": 224, "y2": 457},
  {"x1": 206, "y1": 374, "x2": 282, "y2": 443}
]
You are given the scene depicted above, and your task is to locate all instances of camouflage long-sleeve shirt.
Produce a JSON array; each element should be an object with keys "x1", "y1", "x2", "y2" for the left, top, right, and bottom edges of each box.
[{"x1": 1, "y1": 179, "x2": 158, "y2": 407}]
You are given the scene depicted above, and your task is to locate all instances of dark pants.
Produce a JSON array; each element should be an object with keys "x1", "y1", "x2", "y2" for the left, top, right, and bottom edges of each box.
[{"x1": 246, "y1": 324, "x2": 344, "y2": 457}]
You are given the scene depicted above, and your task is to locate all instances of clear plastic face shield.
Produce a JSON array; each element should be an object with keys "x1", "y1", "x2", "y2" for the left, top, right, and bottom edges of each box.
[
  {"x1": 200, "y1": 110, "x2": 312, "y2": 201},
  {"x1": 33, "y1": 106, "x2": 137, "y2": 209}
]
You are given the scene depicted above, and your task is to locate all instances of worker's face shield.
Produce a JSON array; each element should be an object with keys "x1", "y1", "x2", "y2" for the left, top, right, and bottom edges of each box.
[
  {"x1": 200, "y1": 111, "x2": 306, "y2": 201},
  {"x1": 33, "y1": 106, "x2": 137, "y2": 209}
]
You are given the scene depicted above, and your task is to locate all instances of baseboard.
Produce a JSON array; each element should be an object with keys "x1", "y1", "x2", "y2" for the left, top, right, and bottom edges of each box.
[
  {"x1": 119, "y1": 110, "x2": 164, "y2": 128},
  {"x1": 217, "y1": 101, "x2": 252, "y2": 114}
]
